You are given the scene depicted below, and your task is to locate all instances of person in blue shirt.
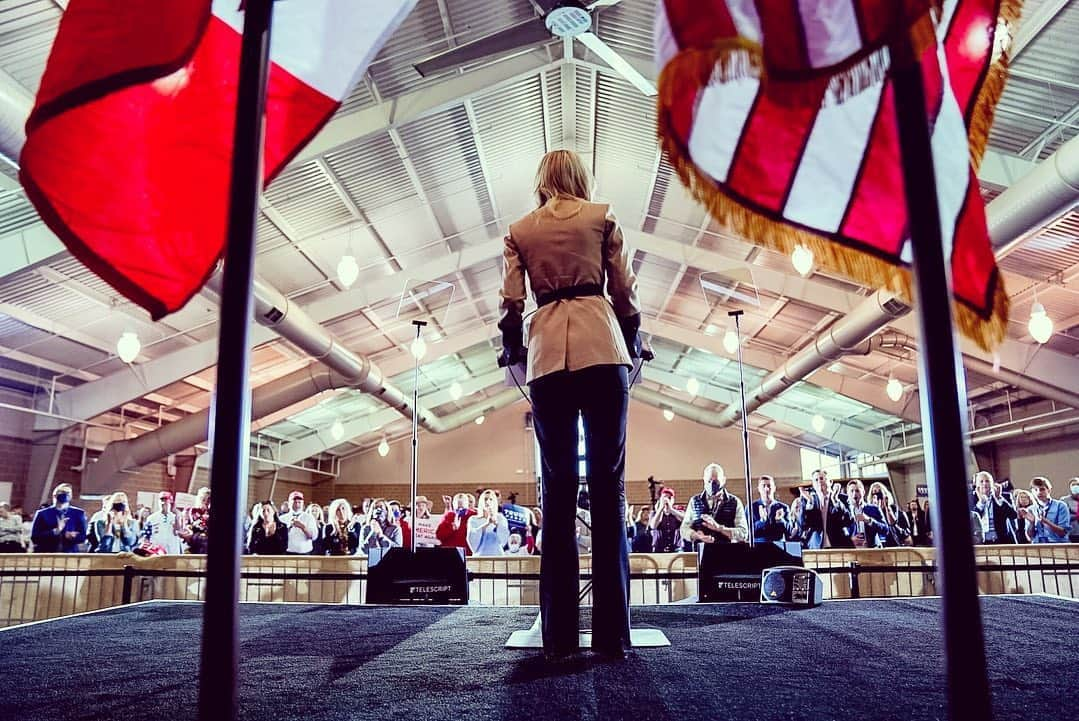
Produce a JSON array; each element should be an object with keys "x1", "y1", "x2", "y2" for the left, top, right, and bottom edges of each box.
[
  {"x1": 1024, "y1": 476, "x2": 1070, "y2": 543},
  {"x1": 30, "y1": 483, "x2": 87, "y2": 552},
  {"x1": 844, "y1": 480, "x2": 889, "y2": 548}
]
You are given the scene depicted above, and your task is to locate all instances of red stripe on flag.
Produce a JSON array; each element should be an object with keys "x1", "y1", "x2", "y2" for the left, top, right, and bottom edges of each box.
[
  {"x1": 943, "y1": 0, "x2": 998, "y2": 123},
  {"x1": 756, "y1": 0, "x2": 809, "y2": 73},
  {"x1": 950, "y1": 175, "x2": 997, "y2": 315},
  {"x1": 661, "y1": 0, "x2": 736, "y2": 50},
  {"x1": 725, "y1": 86, "x2": 822, "y2": 213},
  {"x1": 839, "y1": 82, "x2": 907, "y2": 256},
  {"x1": 20, "y1": 15, "x2": 338, "y2": 319}
]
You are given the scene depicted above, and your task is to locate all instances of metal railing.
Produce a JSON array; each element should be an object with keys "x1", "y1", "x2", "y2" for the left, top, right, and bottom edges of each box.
[{"x1": 1, "y1": 546, "x2": 1076, "y2": 628}]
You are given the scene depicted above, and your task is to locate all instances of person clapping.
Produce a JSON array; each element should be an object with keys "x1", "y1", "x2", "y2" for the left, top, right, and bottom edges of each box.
[
  {"x1": 247, "y1": 501, "x2": 288, "y2": 555},
  {"x1": 467, "y1": 489, "x2": 510, "y2": 556}
]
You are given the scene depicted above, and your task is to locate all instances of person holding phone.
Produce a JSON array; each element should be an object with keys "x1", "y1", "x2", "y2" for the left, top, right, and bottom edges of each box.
[
  {"x1": 498, "y1": 150, "x2": 644, "y2": 659},
  {"x1": 93, "y1": 492, "x2": 140, "y2": 553}
]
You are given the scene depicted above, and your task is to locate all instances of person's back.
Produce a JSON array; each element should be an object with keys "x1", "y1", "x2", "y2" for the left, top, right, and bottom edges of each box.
[{"x1": 498, "y1": 149, "x2": 643, "y2": 659}]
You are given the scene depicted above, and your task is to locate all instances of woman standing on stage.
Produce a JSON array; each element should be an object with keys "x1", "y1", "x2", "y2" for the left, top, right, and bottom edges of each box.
[{"x1": 498, "y1": 149, "x2": 643, "y2": 659}]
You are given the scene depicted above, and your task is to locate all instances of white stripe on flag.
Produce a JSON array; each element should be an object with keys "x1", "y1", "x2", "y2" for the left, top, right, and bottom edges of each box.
[
  {"x1": 784, "y1": 79, "x2": 883, "y2": 232},
  {"x1": 687, "y1": 76, "x2": 758, "y2": 184},
  {"x1": 726, "y1": 0, "x2": 762, "y2": 44},
  {"x1": 798, "y1": 0, "x2": 862, "y2": 68},
  {"x1": 899, "y1": 6, "x2": 966, "y2": 264},
  {"x1": 212, "y1": 0, "x2": 418, "y2": 101}
]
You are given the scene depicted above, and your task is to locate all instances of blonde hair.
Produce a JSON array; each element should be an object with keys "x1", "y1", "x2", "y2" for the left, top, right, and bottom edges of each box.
[
  {"x1": 1013, "y1": 489, "x2": 1035, "y2": 508},
  {"x1": 867, "y1": 482, "x2": 894, "y2": 506},
  {"x1": 535, "y1": 150, "x2": 593, "y2": 206},
  {"x1": 328, "y1": 498, "x2": 353, "y2": 524}
]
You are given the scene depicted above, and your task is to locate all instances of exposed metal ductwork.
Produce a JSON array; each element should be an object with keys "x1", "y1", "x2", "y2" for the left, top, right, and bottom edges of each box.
[
  {"x1": 0, "y1": 68, "x2": 31, "y2": 167},
  {"x1": 987, "y1": 133, "x2": 1079, "y2": 255},
  {"x1": 203, "y1": 271, "x2": 438, "y2": 431},
  {"x1": 878, "y1": 409, "x2": 1079, "y2": 464},
  {"x1": 713, "y1": 290, "x2": 911, "y2": 427}
]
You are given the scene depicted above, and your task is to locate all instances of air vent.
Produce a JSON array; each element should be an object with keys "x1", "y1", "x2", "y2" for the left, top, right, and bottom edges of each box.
[
  {"x1": 881, "y1": 297, "x2": 911, "y2": 316},
  {"x1": 262, "y1": 307, "x2": 284, "y2": 324}
]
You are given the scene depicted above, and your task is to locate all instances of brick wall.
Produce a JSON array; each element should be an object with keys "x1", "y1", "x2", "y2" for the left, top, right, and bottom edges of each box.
[{"x1": 0, "y1": 435, "x2": 32, "y2": 508}]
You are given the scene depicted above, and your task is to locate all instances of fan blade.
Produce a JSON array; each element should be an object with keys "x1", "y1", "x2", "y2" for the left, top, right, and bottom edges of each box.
[
  {"x1": 588, "y1": 0, "x2": 625, "y2": 8},
  {"x1": 414, "y1": 17, "x2": 551, "y2": 77},
  {"x1": 530, "y1": 0, "x2": 562, "y2": 12},
  {"x1": 577, "y1": 32, "x2": 657, "y2": 96}
]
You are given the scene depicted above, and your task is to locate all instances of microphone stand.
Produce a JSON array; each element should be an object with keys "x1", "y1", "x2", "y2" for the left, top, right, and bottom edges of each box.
[
  {"x1": 409, "y1": 319, "x2": 427, "y2": 554},
  {"x1": 728, "y1": 310, "x2": 754, "y2": 548}
]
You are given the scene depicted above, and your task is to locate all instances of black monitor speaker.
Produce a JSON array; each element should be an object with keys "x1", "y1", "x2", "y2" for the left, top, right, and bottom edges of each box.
[
  {"x1": 365, "y1": 547, "x2": 468, "y2": 605},
  {"x1": 760, "y1": 566, "x2": 824, "y2": 606}
]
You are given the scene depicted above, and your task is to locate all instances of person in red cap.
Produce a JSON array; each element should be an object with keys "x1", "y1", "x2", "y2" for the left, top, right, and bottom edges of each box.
[
  {"x1": 649, "y1": 486, "x2": 684, "y2": 553},
  {"x1": 279, "y1": 490, "x2": 317, "y2": 555}
]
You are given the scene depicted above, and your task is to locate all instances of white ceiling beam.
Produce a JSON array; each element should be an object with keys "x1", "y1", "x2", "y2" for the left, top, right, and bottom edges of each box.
[
  {"x1": 273, "y1": 368, "x2": 507, "y2": 465},
  {"x1": 45, "y1": 239, "x2": 506, "y2": 430},
  {"x1": 0, "y1": 302, "x2": 116, "y2": 357},
  {"x1": 977, "y1": 148, "x2": 1037, "y2": 187},
  {"x1": 640, "y1": 367, "x2": 884, "y2": 454},
  {"x1": 1009, "y1": 0, "x2": 1070, "y2": 59},
  {"x1": 643, "y1": 317, "x2": 918, "y2": 424},
  {"x1": 293, "y1": 50, "x2": 560, "y2": 165}
]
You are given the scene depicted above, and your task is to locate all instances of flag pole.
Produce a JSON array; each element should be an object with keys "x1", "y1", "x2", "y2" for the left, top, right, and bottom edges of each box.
[
  {"x1": 889, "y1": 30, "x2": 992, "y2": 721},
  {"x1": 198, "y1": 1, "x2": 274, "y2": 720}
]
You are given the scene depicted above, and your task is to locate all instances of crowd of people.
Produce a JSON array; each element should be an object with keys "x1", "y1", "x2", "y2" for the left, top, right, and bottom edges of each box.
[{"x1": 2, "y1": 470, "x2": 1076, "y2": 556}]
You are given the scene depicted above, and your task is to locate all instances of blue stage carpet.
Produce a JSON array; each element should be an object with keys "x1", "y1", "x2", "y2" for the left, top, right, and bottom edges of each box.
[{"x1": 0, "y1": 595, "x2": 1072, "y2": 721}]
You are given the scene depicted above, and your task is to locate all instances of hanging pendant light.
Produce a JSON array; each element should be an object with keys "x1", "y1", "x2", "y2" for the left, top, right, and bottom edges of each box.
[
  {"x1": 662, "y1": 408, "x2": 675, "y2": 422},
  {"x1": 885, "y1": 377, "x2": 903, "y2": 402},
  {"x1": 685, "y1": 377, "x2": 700, "y2": 397},
  {"x1": 449, "y1": 381, "x2": 463, "y2": 400},
  {"x1": 791, "y1": 245, "x2": 814, "y2": 277},
  {"x1": 764, "y1": 433, "x2": 777, "y2": 451},
  {"x1": 330, "y1": 419, "x2": 345, "y2": 441},
  {"x1": 811, "y1": 414, "x2": 826, "y2": 433},
  {"x1": 410, "y1": 336, "x2": 428, "y2": 361},
  {"x1": 722, "y1": 329, "x2": 739, "y2": 354},
  {"x1": 1028, "y1": 302, "x2": 1053, "y2": 344},
  {"x1": 377, "y1": 437, "x2": 390, "y2": 457},
  {"x1": 116, "y1": 331, "x2": 141, "y2": 363}
]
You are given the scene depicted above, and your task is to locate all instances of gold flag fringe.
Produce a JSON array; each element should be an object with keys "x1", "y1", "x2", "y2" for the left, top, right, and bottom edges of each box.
[{"x1": 967, "y1": 0, "x2": 1024, "y2": 171}]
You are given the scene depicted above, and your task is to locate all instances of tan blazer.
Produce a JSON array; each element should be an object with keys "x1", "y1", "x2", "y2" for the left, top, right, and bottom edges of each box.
[{"x1": 499, "y1": 199, "x2": 641, "y2": 383}]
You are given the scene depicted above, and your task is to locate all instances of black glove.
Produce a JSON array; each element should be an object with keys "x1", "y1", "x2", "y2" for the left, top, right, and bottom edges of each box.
[
  {"x1": 498, "y1": 322, "x2": 526, "y2": 368},
  {"x1": 618, "y1": 313, "x2": 653, "y2": 361}
]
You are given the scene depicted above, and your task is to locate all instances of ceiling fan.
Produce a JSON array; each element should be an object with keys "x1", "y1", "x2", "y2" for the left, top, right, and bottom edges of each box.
[{"x1": 413, "y1": 0, "x2": 657, "y2": 96}]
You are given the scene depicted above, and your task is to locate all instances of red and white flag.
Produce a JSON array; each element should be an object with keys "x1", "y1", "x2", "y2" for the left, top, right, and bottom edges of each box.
[
  {"x1": 20, "y1": 0, "x2": 417, "y2": 319},
  {"x1": 656, "y1": 0, "x2": 1018, "y2": 349}
]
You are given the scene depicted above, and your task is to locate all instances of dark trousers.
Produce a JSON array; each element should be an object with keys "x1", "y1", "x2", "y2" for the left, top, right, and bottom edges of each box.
[{"x1": 530, "y1": 364, "x2": 630, "y2": 653}]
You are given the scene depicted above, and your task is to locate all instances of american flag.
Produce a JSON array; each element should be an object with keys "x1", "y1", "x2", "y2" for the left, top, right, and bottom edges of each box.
[{"x1": 655, "y1": 0, "x2": 1019, "y2": 349}]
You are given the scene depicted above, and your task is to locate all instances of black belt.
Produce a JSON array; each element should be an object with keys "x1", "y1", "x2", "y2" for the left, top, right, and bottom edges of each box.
[{"x1": 536, "y1": 283, "x2": 603, "y2": 308}]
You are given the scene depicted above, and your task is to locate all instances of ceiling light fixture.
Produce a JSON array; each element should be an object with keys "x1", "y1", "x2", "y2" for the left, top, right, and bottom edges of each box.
[
  {"x1": 791, "y1": 244, "x2": 814, "y2": 277},
  {"x1": 686, "y1": 377, "x2": 700, "y2": 397},
  {"x1": 1028, "y1": 302, "x2": 1053, "y2": 344},
  {"x1": 336, "y1": 254, "x2": 359, "y2": 289},
  {"x1": 410, "y1": 336, "x2": 428, "y2": 361},
  {"x1": 330, "y1": 419, "x2": 345, "y2": 441},
  {"x1": 885, "y1": 377, "x2": 903, "y2": 402},
  {"x1": 764, "y1": 433, "x2": 777, "y2": 451},
  {"x1": 662, "y1": 408, "x2": 675, "y2": 422},
  {"x1": 722, "y1": 329, "x2": 739, "y2": 354},
  {"x1": 475, "y1": 414, "x2": 486, "y2": 425},
  {"x1": 811, "y1": 414, "x2": 826, "y2": 433},
  {"x1": 116, "y1": 331, "x2": 141, "y2": 363},
  {"x1": 449, "y1": 381, "x2": 463, "y2": 401},
  {"x1": 377, "y1": 437, "x2": 390, "y2": 457}
]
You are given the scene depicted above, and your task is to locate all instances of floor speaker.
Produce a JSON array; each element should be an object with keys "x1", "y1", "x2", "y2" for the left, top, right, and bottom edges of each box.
[
  {"x1": 760, "y1": 566, "x2": 824, "y2": 606},
  {"x1": 365, "y1": 547, "x2": 468, "y2": 605}
]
